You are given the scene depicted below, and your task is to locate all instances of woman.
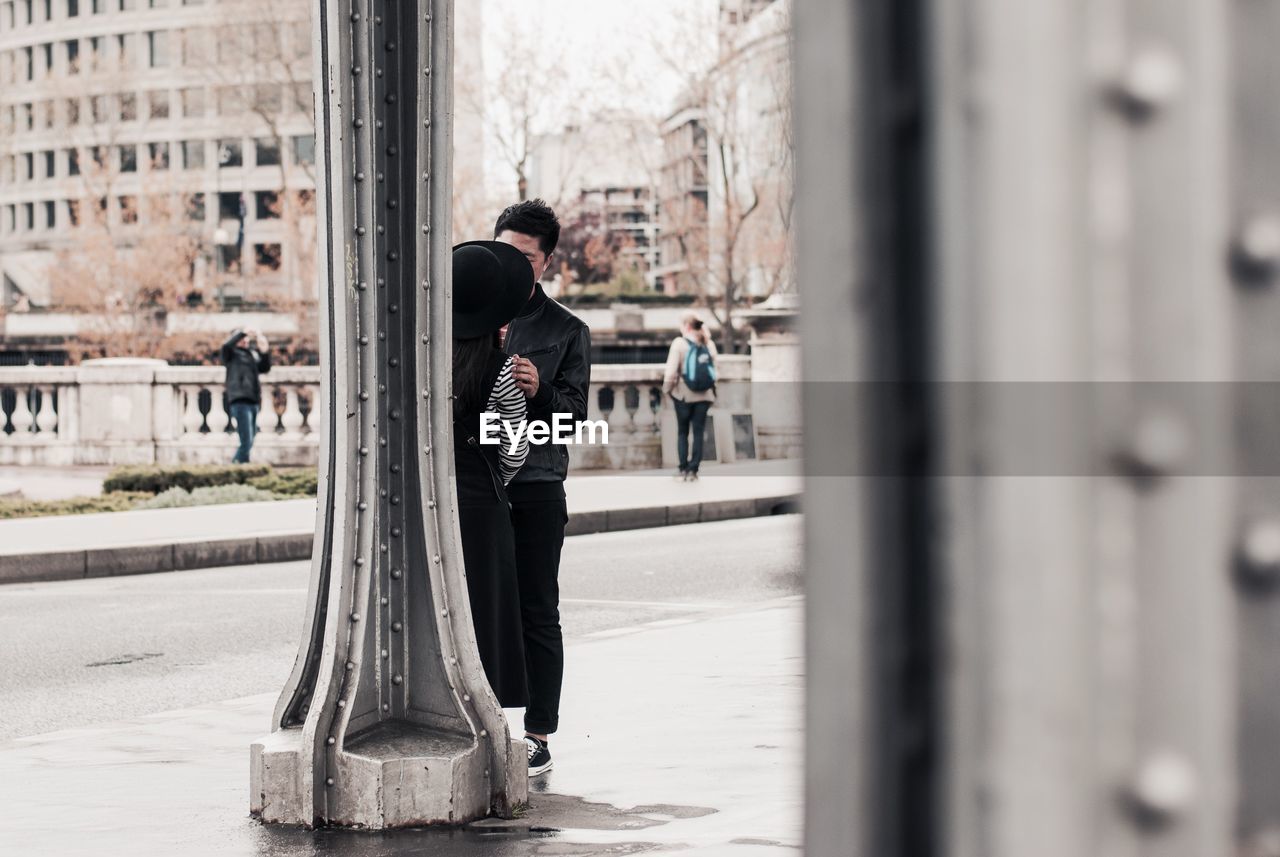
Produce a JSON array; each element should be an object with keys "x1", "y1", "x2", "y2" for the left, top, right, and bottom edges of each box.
[
  {"x1": 451, "y1": 240, "x2": 535, "y2": 707},
  {"x1": 662, "y1": 310, "x2": 719, "y2": 481}
]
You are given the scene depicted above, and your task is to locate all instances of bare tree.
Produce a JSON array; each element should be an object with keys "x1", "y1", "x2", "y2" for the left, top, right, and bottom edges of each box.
[{"x1": 645, "y1": 2, "x2": 793, "y2": 352}]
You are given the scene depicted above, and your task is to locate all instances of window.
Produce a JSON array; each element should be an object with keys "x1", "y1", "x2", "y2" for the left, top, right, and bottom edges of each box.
[
  {"x1": 19, "y1": 102, "x2": 31, "y2": 130},
  {"x1": 290, "y1": 20, "x2": 309, "y2": 59},
  {"x1": 120, "y1": 91, "x2": 136, "y2": 121},
  {"x1": 148, "y1": 89, "x2": 169, "y2": 119},
  {"x1": 218, "y1": 191, "x2": 241, "y2": 220},
  {"x1": 91, "y1": 95, "x2": 110, "y2": 123},
  {"x1": 116, "y1": 33, "x2": 132, "y2": 67},
  {"x1": 181, "y1": 139, "x2": 204, "y2": 169},
  {"x1": 65, "y1": 39, "x2": 78, "y2": 72},
  {"x1": 67, "y1": 147, "x2": 78, "y2": 175},
  {"x1": 40, "y1": 100, "x2": 53, "y2": 129},
  {"x1": 119, "y1": 0, "x2": 134, "y2": 9},
  {"x1": 216, "y1": 86, "x2": 242, "y2": 116},
  {"x1": 65, "y1": 97, "x2": 80, "y2": 125},
  {"x1": 23, "y1": 0, "x2": 31, "y2": 24},
  {"x1": 291, "y1": 134, "x2": 314, "y2": 165},
  {"x1": 119, "y1": 144, "x2": 137, "y2": 172},
  {"x1": 119, "y1": 195, "x2": 137, "y2": 224},
  {"x1": 41, "y1": 42, "x2": 51, "y2": 78},
  {"x1": 255, "y1": 190, "x2": 279, "y2": 219},
  {"x1": 185, "y1": 192, "x2": 204, "y2": 221},
  {"x1": 182, "y1": 0, "x2": 205, "y2": 4},
  {"x1": 254, "y1": 243, "x2": 282, "y2": 272},
  {"x1": 92, "y1": 0, "x2": 102, "y2": 11},
  {"x1": 180, "y1": 87, "x2": 204, "y2": 117},
  {"x1": 23, "y1": 152, "x2": 33, "y2": 180},
  {"x1": 254, "y1": 137, "x2": 280, "y2": 167},
  {"x1": 88, "y1": 35, "x2": 102, "y2": 69},
  {"x1": 67, "y1": 199, "x2": 79, "y2": 226},
  {"x1": 22, "y1": 202, "x2": 34, "y2": 230},
  {"x1": 43, "y1": 150, "x2": 53, "y2": 178},
  {"x1": 180, "y1": 29, "x2": 209, "y2": 65},
  {"x1": 252, "y1": 84, "x2": 281, "y2": 114},
  {"x1": 217, "y1": 244, "x2": 240, "y2": 273},
  {"x1": 216, "y1": 138, "x2": 241, "y2": 168},
  {"x1": 148, "y1": 141, "x2": 168, "y2": 169},
  {"x1": 22, "y1": 45, "x2": 32, "y2": 80},
  {"x1": 90, "y1": 145, "x2": 105, "y2": 168},
  {"x1": 146, "y1": 30, "x2": 167, "y2": 67},
  {"x1": 67, "y1": 0, "x2": 76, "y2": 16},
  {"x1": 148, "y1": 0, "x2": 165, "y2": 6},
  {"x1": 290, "y1": 82, "x2": 311, "y2": 116},
  {"x1": 43, "y1": 200, "x2": 55, "y2": 228}
]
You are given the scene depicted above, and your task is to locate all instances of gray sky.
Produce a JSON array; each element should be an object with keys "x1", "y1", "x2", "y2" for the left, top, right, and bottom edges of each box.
[{"x1": 482, "y1": 0, "x2": 717, "y2": 120}]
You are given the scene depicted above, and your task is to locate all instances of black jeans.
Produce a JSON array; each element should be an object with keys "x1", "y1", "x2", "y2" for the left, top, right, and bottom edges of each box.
[
  {"x1": 507, "y1": 481, "x2": 567, "y2": 736},
  {"x1": 674, "y1": 399, "x2": 712, "y2": 473}
]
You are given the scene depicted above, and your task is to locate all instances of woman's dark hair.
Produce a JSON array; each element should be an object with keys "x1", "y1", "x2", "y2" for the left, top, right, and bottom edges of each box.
[
  {"x1": 493, "y1": 198, "x2": 560, "y2": 255},
  {"x1": 453, "y1": 333, "x2": 500, "y2": 420}
]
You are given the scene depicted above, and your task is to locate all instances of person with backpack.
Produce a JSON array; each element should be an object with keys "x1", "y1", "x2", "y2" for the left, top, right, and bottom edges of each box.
[{"x1": 663, "y1": 310, "x2": 719, "y2": 481}]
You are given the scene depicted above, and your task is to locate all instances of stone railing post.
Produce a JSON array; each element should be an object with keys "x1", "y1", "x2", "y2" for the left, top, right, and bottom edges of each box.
[
  {"x1": 251, "y1": 0, "x2": 525, "y2": 829},
  {"x1": 73, "y1": 358, "x2": 168, "y2": 465}
]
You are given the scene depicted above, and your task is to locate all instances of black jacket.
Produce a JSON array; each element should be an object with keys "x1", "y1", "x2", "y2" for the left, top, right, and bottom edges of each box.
[
  {"x1": 503, "y1": 284, "x2": 591, "y2": 484},
  {"x1": 220, "y1": 331, "x2": 271, "y2": 405}
]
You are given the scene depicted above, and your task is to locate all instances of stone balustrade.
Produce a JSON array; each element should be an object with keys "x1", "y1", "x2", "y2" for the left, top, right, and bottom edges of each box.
[{"x1": 0, "y1": 354, "x2": 789, "y2": 470}]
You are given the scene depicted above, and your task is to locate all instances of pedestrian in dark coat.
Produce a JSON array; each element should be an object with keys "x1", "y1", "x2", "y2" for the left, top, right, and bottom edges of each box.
[
  {"x1": 451, "y1": 240, "x2": 535, "y2": 708},
  {"x1": 220, "y1": 328, "x2": 270, "y2": 463}
]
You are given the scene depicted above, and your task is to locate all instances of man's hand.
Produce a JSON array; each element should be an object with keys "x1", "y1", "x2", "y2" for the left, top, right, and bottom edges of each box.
[{"x1": 510, "y1": 355, "x2": 540, "y2": 399}]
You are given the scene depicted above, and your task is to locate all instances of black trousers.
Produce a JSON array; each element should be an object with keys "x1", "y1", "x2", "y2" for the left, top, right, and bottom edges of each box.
[
  {"x1": 507, "y1": 480, "x2": 567, "y2": 735},
  {"x1": 674, "y1": 399, "x2": 712, "y2": 473}
]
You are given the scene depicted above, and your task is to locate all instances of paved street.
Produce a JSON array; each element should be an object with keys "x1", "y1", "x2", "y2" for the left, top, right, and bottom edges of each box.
[{"x1": 0, "y1": 515, "x2": 802, "y2": 742}]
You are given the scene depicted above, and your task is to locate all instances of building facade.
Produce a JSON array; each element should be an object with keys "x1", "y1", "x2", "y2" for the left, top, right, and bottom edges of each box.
[
  {"x1": 657, "y1": 0, "x2": 792, "y2": 301},
  {"x1": 0, "y1": 0, "x2": 484, "y2": 324},
  {"x1": 0, "y1": 0, "x2": 318, "y2": 311},
  {"x1": 526, "y1": 114, "x2": 664, "y2": 289}
]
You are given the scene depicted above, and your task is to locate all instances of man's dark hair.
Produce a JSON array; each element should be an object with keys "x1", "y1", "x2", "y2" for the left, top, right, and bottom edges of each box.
[{"x1": 493, "y1": 198, "x2": 560, "y2": 256}]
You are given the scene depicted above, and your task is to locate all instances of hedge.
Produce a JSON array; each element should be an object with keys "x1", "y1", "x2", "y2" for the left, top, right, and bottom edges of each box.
[
  {"x1": 103, "y1": 464, "x2": 272, "y2": 495},
  {"x1": 248, "y1": 470, "x2": 318, "y2": 497},
  {"x1": 0, "y1": 492, "x2": 152, "y2": 519},
  {"x1": 135, "y1": 484, "x2": 281, "y2": 510}
]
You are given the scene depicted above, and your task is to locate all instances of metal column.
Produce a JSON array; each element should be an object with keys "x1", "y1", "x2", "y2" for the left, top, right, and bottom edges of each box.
[{"x1": 249, "y1": 0, "x2": 526, "y2": 828}]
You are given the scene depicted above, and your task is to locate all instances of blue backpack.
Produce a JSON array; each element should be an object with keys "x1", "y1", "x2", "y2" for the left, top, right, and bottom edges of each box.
[{"x1": 682, "y1": 339, "x2": 717, "y2": 392}]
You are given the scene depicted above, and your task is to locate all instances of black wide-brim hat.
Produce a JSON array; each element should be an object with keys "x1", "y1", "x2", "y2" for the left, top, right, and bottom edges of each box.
[{"x1": 452, "y1": 240, "x2": 534, "y2": 339}]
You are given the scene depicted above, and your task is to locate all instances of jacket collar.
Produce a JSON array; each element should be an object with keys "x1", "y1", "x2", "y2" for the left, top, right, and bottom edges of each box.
[{"x1": 517, "y1": 282, "x2": 548, "y2": 318}]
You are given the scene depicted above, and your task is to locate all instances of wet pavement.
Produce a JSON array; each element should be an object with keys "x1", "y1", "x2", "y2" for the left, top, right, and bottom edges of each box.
[{"x1": 0, "y1": 598, "x2": 802, "y2": 856}]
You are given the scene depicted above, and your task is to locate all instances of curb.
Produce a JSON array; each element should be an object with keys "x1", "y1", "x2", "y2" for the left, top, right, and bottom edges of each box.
[{"x1": 0, "y1": 495, "x2": 800, "y2": 585}]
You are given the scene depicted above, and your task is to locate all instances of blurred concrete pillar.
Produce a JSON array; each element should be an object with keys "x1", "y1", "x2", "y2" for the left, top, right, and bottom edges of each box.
[{"x1": 801, "y1": 0, "x2": 1237, "y2": 855}]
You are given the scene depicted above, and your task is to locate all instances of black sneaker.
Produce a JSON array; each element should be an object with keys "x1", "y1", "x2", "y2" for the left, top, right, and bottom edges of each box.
[{"x1": 525, "y1": 736, "x2": 552, "y2": 776}]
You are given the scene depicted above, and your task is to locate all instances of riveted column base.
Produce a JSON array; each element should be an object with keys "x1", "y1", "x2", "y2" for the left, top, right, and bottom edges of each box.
[
  {"x1": 250, "y1": 727, "x2": 307, "y2": 825},
  {"x1": 252, "y1": 723, "x2": 527, "y2": 828}
]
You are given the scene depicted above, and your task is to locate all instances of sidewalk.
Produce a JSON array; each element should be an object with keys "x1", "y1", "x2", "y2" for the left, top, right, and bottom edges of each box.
[
  {"x1": 0, "y1": 598, "x2": 803, "y2": 857},
  {"x1": 0, "y1": 460, "x2": 801, "y2": 584}
]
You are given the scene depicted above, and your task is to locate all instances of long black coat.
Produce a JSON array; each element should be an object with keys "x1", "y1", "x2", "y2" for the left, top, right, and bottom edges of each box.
[{"x1": 452, "y1": 349, "x2": 528, "y2": 708}]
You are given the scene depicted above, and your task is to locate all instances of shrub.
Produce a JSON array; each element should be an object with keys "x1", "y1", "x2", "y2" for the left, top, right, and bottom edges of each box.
[
  {"x1": 0, "y1": 492, "x2": 151, "y2": 519},
  {"x1": 247, "y1": 469, "x2": 318, "y2": 497},
  {"x1": 104, "y1": 463, "x2": 271, "y2": 495},
  {"x1": 135, "y1": 484, "x2": 280, "y2": 510}
]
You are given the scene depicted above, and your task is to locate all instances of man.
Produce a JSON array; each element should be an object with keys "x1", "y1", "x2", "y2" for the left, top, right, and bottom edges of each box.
[
  {"x1": 494, "y1": 199, "x2": 591, "y2": 776},
  {"x1": 220, "y1": 327, "x2": 271, "y2": 463}
]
